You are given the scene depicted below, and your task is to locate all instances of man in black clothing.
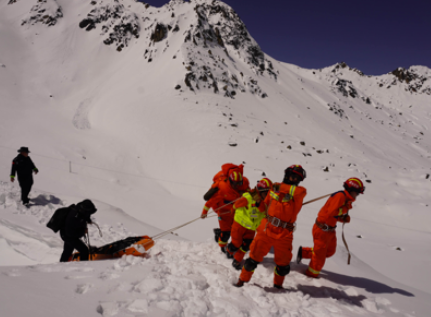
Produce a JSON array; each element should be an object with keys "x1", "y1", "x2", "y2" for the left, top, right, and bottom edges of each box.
[
  {"x1": 59, "y1": 199, "x2": 97, "y2": 262},
  {"x1": 10, "y1": 147, "x2": 39, "y2": 206}
]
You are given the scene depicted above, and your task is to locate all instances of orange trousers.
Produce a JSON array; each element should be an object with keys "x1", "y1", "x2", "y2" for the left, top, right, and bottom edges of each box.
[
  {"x1": 302, "y1": 224, "x2": 337, "y2": 277},
  {"x1": 239, "y1": 229, "x2": 293, "y2": 286},
  {"x1": 217, "y1": 210, "x2": 234, "y2": 247},
  {"x1": 228, "y1": 221, "x2": 256, "y2": 262}
]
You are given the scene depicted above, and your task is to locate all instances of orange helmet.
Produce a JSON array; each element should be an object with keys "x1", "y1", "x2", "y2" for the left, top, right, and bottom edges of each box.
[
  {"x1": 229, "y1": 169, "x2": 243, "y2": 187},
  {"x1": 343, "y1": 177, "x2": 365, "y2": 194},
  {"x1": 256, "y1": 178, "x2": 272, "y2": 191}
]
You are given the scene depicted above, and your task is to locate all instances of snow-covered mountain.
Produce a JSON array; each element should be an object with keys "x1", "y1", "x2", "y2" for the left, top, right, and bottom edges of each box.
[{"x1": 1, "y1": 0, "x2": 430, "y2": 316}]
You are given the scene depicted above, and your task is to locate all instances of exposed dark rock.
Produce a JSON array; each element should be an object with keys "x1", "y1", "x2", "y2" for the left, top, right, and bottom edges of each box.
[
  {"x1": 151, "y1": 23, "x2": 168, "y2": 42},
  {"x1": 22, "y1": 0, "x2": 63, "y2": 27}
]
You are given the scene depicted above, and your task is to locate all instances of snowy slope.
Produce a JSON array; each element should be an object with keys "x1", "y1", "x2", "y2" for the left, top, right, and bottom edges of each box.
[{"x1": 1, "y1": 0, "x2": 431, "y2": 316}]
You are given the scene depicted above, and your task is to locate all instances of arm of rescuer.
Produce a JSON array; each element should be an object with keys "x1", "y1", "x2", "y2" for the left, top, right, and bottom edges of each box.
[
  {"x1": 29, "y1": 157, "x2": 39, "y2": 174},
  {"x1": 233, "y1": 191, "x2": 268, "y2": 213},
  {"x1": 201, "y1": 189, "x2": 225, "y2": 218},
  {"x1": 320, "y1": 192, "x2": 353, "y2": 226},
  {"x1": 10, "y1": 159, "x2": 17, "y2": 182}
]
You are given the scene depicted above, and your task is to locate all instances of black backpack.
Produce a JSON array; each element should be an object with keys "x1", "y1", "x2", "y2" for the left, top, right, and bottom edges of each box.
[{"x1": 46, "y1": 207, "x2": 70, "y2": 233}]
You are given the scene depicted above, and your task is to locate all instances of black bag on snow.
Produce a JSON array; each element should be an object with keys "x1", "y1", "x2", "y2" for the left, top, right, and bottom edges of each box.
[{"x1": 46, "y1": 207, "x2": 70, "y2": 233}]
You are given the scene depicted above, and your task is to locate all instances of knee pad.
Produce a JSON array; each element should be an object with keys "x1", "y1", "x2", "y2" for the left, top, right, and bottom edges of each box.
[
  {"x1": 244, "y1": 258, "x2": 260, "y2": 272},
  {"x1": 219, "y1": 231, "x2": 231, "y2": 243},
  {"x1": 240, "y1": 239, "x2": 253, "y2": 252},
  {"x1": 227, "y1": 243, "x2": 239, "y2": 254},
  {"x1": 275, "y1": 264, "x2": 290, "y2": 277}
]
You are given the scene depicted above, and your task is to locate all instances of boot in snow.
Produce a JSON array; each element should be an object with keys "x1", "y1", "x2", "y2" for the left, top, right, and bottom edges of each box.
[
  {"x1": 233, "y1": 279, "x2": 244, "y2": 288},
  {"x1": 296, "y1": 246, "x2": 302, "y2": 264},
  {"x1": 213, "y1": 228, "x2": 221, "y2": 243}
]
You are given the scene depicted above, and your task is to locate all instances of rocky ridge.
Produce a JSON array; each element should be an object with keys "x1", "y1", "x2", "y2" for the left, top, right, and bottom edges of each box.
[{"x1": 20, "y1": 0, "x2": 63, "y2": 27}]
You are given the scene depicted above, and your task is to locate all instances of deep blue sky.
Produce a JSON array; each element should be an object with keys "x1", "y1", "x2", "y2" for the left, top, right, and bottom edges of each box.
[{"x1": 142, "y1": 0, "x2": 430, "y2": 75}]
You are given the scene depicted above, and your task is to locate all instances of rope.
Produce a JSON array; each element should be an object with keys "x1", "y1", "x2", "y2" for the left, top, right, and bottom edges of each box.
[
  {"x1": 91, "y1": 222, "x2": 103, "y2": 237},
  {"x1": 152, "y1": 216, "x2": 202, "y2": 240},
  {"x1": 150, "y1": 196, "x2": 243, "y2": 241},
  {"x1": 303, "y1": 193, "x2": 331, "y2": 206}
]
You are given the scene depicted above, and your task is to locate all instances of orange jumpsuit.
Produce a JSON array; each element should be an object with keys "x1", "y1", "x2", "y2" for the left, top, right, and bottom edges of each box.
[
  {"x1": 228, "y1": 190, "x2": 268, "y2": 262},
  {"x1": 239, "y1": 183, "x2": 306, "y2": 287},
  {"x1": 202, "y1": 178, "x2": 242, "y2": 247},
  {"x1": 301, "y1": 190, "x2": 355, "y2": 277}
]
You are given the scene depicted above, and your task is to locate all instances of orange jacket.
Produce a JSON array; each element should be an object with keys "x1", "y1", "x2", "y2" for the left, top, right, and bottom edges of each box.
[
  {"x1": 202, "y1": 179, "x2": 242, "y2": 215},
  {"x1": 212, "y1": 163, "x2": 250, "y2": 194},
  {"x1": 259, "y1": 183, "x2": 307, "y2": 239},
  {"x1": 316, "y1": 190, "x2": 355, "y2": 227}
]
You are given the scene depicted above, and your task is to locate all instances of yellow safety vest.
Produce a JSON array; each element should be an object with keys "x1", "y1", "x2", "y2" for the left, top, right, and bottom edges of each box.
[{"x1": 234, "y1": 192, "x2": 266, "y2": 231}]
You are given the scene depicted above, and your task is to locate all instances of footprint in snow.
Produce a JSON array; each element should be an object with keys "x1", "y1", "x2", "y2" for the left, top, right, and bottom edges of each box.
[{"x1": 75, "y1": 283, "x2": 94, "y2": 294}]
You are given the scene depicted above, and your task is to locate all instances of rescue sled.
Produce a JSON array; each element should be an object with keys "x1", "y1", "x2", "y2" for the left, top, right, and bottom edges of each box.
[{"x1": 68, "y1": 235, "x2": 154, "y2": 262}]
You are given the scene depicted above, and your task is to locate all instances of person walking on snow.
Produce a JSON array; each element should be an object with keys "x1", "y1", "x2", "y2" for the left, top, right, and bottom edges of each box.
[
  {"x1": 296, "y1": 178, "x2": 365, "y2": 278},
  {"x1": 59, "y1": 199, "x2": 97, "y2": 262},
  {"x1": 227, "y1": 178, "x2": 273, "y2": 270},
  {"x1": 10, "y1": 147, "x2": 39, "y2": 206},
  {"x1": 201, "y1": 164, "x2": 248, "y2": 253},
  {"x1": 235, "y1": 165, "x2": 307, "y2": 289}
]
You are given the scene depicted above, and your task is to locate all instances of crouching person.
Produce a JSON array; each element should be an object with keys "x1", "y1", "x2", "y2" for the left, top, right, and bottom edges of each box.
[
  {"x1": 227, "y1": 178, "x2": 272, "y2": 269},
  {"x1": 59, "y1": 199, "x2": 97, "y2": 262}
]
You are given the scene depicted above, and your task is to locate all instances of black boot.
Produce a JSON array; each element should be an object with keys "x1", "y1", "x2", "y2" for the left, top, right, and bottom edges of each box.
[
  {"x1": 296, "y1": 246, "x2": 303, "y2": 264},
  {"x1": 213, "y1": 228, "x2": 221, "y2": 243},
  {"x1": 232, "y1": 259, "x2": 242, "y2": 270},
  {"x1": 274, "y1": 284, "x2": 284, "y2": 290}
]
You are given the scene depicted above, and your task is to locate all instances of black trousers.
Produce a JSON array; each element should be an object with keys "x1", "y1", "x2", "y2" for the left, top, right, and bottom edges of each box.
[
  {"x1": 18, "y1": 179, "x2": 33, "y2": 204},
  {"x1": 60, "y1": 234, "x2": 89, "y2": 262}
]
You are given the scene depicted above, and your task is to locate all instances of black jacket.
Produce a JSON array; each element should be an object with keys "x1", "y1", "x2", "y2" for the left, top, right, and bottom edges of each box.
[
  {"x1": 60, "y1": 205, "x2": 92, "y2": 239},
  {"x1": 11, "y1": 154, "x2": 38, "y2": 181}
]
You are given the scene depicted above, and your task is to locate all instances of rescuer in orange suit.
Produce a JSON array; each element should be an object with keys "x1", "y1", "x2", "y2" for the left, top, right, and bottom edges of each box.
[
  {"x1": 296, "y1": 178, "x2": 365, "y2": 278},
  {"x1": 201, "y1": 166, "x2": 247, "y2": 253},
  {"x1": 226, "y1": 178, "x2": 273, "y2": 270},
  {"x1": 235, "y1": 165, "x2": 307, "y2": 289}
]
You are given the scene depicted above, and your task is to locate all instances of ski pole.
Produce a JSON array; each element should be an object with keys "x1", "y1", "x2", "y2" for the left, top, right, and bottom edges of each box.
[{"x1": 85, "y1": 232, "x2": 93, "y2": 261}]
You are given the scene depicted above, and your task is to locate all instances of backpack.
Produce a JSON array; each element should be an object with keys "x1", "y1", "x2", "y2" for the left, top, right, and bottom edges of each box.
[
  {"x1": 46, "y1": 207, "x2": 70, "y2": 233},
  {"x1": 203, "y1": 163, "x2": 244, "y2": 201}
]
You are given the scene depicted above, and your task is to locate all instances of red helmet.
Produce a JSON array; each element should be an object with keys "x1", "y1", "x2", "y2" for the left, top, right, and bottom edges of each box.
[
  {"x1": 229, "y1": 169, "x2": 243, "y2": 187},
  {"x1": 257, "y1": 178, "x2": 273, "y2": 191},
  {"x1": 343, "y1": 178, "x2": 365, "y2": 194},
  {"x1": 284, "y1": 165, "x2": 306, "y2": 185}
]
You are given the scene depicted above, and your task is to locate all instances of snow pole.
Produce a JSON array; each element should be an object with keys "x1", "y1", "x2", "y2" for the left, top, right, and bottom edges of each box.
[{"x1": 342, "y1": 222, "x2": 351, "y2": 265}]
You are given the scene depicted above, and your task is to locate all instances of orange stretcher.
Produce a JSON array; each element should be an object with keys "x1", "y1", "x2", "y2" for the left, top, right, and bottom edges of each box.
[{"x1": 68, "y1": 235, "x2": 155, "y2": 262}]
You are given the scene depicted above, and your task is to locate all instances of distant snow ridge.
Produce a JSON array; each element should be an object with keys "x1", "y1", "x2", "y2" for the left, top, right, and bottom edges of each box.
[
  {"x1": 79, "y1": 0, "x2": 140, "y2": 52},
  {"x1": 73, "y1": 0, "x2": 276, "y2": 98},
  {"x1": 21, "y1": 0, "x2": 63, "y2": 27},
  {"x1": 384, "y1": 66, "x2": 431, "y2": 94}
]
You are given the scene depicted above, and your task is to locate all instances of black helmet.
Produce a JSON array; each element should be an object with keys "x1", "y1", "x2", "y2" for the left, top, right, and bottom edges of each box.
[
  {"x1": 77, "y1": 199, "x2": 97, "y2": 214},
  {"x1": 283, "y1": 165, "x2": 306, "y2": 185}
]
